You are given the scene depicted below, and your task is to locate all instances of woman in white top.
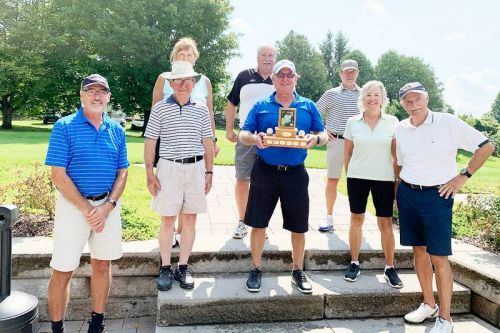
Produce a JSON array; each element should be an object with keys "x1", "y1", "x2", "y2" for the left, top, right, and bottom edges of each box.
[
  {"x1": 343, "y1": 80, "x2": 403, "y2": 288},
  {"x1": 151, "y1": 37, "x2": 218, "y2": 247}
]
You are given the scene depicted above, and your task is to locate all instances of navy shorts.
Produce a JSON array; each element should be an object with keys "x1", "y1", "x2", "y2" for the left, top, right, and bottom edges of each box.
[
  {"x1": 244, "y1": 158, "x2": 309, "y2": 233},
  {"x1": 396, "y1": 181, "x2": 454, "y2": 256},
  {"x1": 347, "y1": 178, "x2": 395, "y2": 217}
]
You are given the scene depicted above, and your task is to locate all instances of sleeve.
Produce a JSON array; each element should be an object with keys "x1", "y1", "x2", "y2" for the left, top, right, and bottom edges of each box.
[
  {"x1": 45, "y1": 121, "x2": 69, "y2": 167},
  {"x1": 344, "y1": 118, "x2": 353, "y2": 141},
  {"x1": 391, "y1": 116, "x2": 399, "y2": 139},
  {"x1": 241, "y1": 101, "x2": 259, "y2": 132},
  {"x1": 227, "y1": 72, "x2": 243, "y2": 106},
  {"x1": 315, "y1": 91, "x2": 330, "y2": 116},
  {"x1": 117, "y1": 127, "x2": 129, "y2": 169},
  {"x1": 201, "y1": 106, "x2": 213, "y2": 138},
  {"x1": 450, "y1": 115, "x2": 489, "y2": 152},
  {"x1": 144, "y1": 104, "x2": 162, "y2": 139},
  {"x1": 309, "y1": 101, "x2": 325, "y2": 132}
]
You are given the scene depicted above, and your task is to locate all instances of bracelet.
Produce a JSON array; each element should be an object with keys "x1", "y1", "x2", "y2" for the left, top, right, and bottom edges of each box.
[
  {"x1": 205, "y1": 171, "x2": 213, "y2": 175},
  {"x1": 316, "y1": 135, "x2": 320, "y2": 145},
  {"x1": 212, "y1": 137, "x2": 217, "y2": 143}
]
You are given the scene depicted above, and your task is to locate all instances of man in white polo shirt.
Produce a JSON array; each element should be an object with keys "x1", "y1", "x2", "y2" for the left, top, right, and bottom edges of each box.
[{"x1": 395, "y1": 82, "x2": 494, "y2": 333}]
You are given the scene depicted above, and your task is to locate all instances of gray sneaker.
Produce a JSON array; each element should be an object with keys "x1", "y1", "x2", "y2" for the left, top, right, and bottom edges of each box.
[
  {"x1": 344, "y1": 263, "x2": 360, "y2": 282},
  {"x1": 157, "y1": 265, "x2": 174, "y2": 291},
  {"x1": 232, "y1": 220, "x2": 248, "y2": 239}
]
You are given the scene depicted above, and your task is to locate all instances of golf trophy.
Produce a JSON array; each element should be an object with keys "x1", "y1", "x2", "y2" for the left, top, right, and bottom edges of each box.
[{"x1": 262, "y1": 107, "x2": 310, "y2": 148}]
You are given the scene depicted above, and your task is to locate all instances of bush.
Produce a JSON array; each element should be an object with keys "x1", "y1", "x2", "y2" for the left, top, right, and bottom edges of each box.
[
  {"x1": 121, "y1": 205, "x2": 158, "y2": 241},
  {"x1": 453, "y1": 195, "x2": 500, "y2": 252}
]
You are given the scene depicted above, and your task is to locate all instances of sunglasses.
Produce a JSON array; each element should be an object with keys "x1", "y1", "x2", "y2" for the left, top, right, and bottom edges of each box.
[
  {"x1": 171, "y1": 78, "x2": 195, "y2": 85},
  {"x1": 275, "y1": 72, "x2": 296, "y2": 79}
]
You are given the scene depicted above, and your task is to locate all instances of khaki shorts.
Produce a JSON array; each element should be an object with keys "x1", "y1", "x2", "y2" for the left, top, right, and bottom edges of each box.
[
  {"x1": 50, "y1": 192, "x2": 123, "y2": 272},
  {"x1": 235, "y1": 136, "x2": 257, "y2": 181},
  {"x1": 152, "y1": 158, "x2": 207, "y2": 216},
  {"x1": 326, "y1": 138, "x2": 345, "y2": 179}
]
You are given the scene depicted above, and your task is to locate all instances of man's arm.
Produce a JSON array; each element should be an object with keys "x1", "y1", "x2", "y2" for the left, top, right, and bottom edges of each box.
[
  {"x1": 144, "y1": 138, "x2": 161, "y2": 196},
  {"x1": 51, "y1": 166, "x2": 92, "y2": 215},
  {"x1": 225, "y1": 101, "x2": 238, "y2": 142},
  {"x1": 202, "y1": 137, "x2": 214, "y2": 194},
  {"x1": 238, "y1": 130, "x2": 267, "y2": 149},
  {"x1": 438, "y1": 142, "x2": 495, "y2": 199}
]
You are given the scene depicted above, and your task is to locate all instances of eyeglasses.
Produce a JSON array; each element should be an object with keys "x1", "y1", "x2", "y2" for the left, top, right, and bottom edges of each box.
[
  {"x1": 275, "y1": 72, "x2": 295, "y2": 79},
  {"x1": 171, "y1": 78, "x2": 195, "y2": 85},
  {"x1": 83, "y1": 89, "x2": 109, "y2": 97}
]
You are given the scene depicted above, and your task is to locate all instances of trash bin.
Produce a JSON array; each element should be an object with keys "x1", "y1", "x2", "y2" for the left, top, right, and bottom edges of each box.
[{"x1": 0, "y1": 204, "x2": 38, "y2": 333}]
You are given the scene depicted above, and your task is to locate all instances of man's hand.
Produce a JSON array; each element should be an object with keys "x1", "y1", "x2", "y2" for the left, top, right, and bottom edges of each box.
[
  {"x1": 254, "y1": 132, "x2": 268, "y2": 149},
  {"x1": 226, "y1": 129, "x2": 237, "y2": 142},
  {"x1": 438, "y1": 174, "x2": 468, "y2": 199},
  {"x1": 305, "y1": 134, "x2": 318, "y2": 148},
  {"x1": 205, "y1": 174, "x2": 213, "y2": 194},
  {"x1": 86, "y1": 204, "x2": 113, "y2": 233},
  {"x1": 147, "y1": 174, "x2": 161, "y2": 196},
  {"x1": 327, "y1": 131, "x2": 336, "y2": 141},
  {"x1": 214, "y1": 143, "x2": 220, "y2": 157}
]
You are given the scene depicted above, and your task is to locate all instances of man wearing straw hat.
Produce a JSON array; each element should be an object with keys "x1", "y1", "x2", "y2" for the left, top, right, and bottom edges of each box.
[{"x1": 144, "y1": 61, "x2": 214, "y2": 292}]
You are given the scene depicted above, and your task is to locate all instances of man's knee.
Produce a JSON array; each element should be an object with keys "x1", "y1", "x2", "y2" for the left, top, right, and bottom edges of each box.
[
  {"x1": 50, "y1": 270, "x2": 73, "y2": 286},
  {"x1": 91, "y1": 259, "x2": 111, "y2": 275},
  {"x1": 327, "y1": 178, "x2": 339, "y2": 188},
  {"x1": 430, "y1": 254, "x2": 450, "y2": 267}
]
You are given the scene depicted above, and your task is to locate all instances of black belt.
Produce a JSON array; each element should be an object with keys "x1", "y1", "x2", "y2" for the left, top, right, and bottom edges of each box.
[
  {"x1": 258, "y1": 158, "x2": 303, "y2": 172},
  {"x1": 84, "y1": 192, "x2": 109, "y2": 200},
  {"x1": 165, "y1": 155, "x2": 203, "y2": 164},
  {"x1": 402, "y1": 180, "x2": 441, "y2": 190},
  {"x1": 329, "y1": 132, "x2": 344, "y2": 139}
]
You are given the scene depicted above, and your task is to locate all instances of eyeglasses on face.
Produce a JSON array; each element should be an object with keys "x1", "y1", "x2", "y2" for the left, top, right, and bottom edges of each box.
[
  {"x1": 171, "y1": 78, "x2": 195, "y2": 85},
  {"x1": 83, "y1": 89, "x2": 109, "y2": 97},
  {"x1": 275, "y1": 72, "x2": 295, "y2": 79}
]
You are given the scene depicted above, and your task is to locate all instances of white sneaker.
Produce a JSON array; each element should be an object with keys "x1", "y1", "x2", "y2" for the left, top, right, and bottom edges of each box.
[
  {"x1": 318, "y1": 216, "x2": 334, "y2": 232},
  {"x1": 232, "y1": 220, "x2": 248, "y2": 239},
  {"x1": 172, "y1": 232, "x2": 179, "y2": 248},
  {"x1": 175, "y1": 232, "x2": 181, "y2": 247},
  {"x1": 429, "y1": 317, "x2": 453, "y2": 333},
  {"x1": 404, "y1": 303, "x2": 439, "y2": 324}
]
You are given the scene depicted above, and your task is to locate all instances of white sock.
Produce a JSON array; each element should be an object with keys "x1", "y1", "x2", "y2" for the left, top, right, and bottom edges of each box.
[
  {"x1": 385, "y1": 265, "x2": 394, "y2": 272},
  {"x1": 351, "y1": 261, "x2": 360, "y2": 266}
]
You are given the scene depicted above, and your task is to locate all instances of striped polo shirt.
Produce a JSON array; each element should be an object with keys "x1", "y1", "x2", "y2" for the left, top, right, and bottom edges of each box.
[
  {"x1": 145, "y1": 95, "x2": 212, "y2": 160},
  {"x1": 45, "y1": 108, "x2": 129, "y2": 197},
  {"x1": 316, "y1": 84, "x2": 360, "y2": 133}
]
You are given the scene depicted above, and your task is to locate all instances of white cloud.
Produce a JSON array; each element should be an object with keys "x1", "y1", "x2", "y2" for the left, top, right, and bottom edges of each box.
[
  {"x1": 230, "y1": 17, "x2": 253, "y2": 34},
  {"x1": 442, "y1": 32, "x2": 465, "y2": 42},
  {"x1": 363, "y1": 0, "x2": 391, "y2": 16},
  {"x1": 444, "y1": 67, "x2": 500, "y2": 117}
]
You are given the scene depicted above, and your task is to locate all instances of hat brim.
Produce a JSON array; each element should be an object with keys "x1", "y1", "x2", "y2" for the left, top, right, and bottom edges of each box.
[
  {"x1": 399, "y1": 89, "x2": 427, "y2": 99},
  {"x1": 341, "y1": 66, "x2": 358, "y2": 71},
  {"x1": 82, "y1": 82, "x2": 110, "y2": 91},
  {"x1": 273, "y1": 65, "x2": 296, "y2": 75},
  {"x1": 165, "y1": 73, "x2": 201, "y2": 83}
]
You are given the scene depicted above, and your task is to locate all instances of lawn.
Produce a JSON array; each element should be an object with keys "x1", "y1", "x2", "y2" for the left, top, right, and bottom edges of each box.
[{"x1": 1, "y1": 120, "x2": 498, "y2": 240}]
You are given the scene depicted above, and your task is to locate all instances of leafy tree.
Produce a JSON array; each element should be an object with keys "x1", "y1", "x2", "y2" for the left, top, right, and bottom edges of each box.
[
  {"x1": 319, "y1": 30, "x2": 335, "y2": 87},
  {"x1": 492, "y1": 91, "x2": 500, "y2": 123},
  {"x1": 334, "y1": 31, "x2": 350, "y2": 66},
  {"x1": 342, "y1": 49, "x2": 374, "y2": 87},
  {"x1": 277, "y1": 31, "x2": 330, "y2": 101}
]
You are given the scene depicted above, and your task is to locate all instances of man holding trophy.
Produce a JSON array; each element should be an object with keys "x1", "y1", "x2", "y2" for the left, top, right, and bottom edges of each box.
[{"x1": 239, "y1": 60, "x2": 328, "y2": 294}]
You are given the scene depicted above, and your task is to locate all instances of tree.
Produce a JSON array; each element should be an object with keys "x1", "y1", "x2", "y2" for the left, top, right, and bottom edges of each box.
[
  {"x1": 492, "y1": 91, "x2": 500, "y2": 123},
  {"x1": 375, "y1": 50, "x2": 444, "y2": 113},
  {"x1": 277, "y1": 31, "x2": 330, "y2": 101},
  {"x1": 341, "y1": 49, "x2": 374, "y2": 87},
  {"x1": 334, "y1": 31, "x2": 350, "y2": 66},
  {"x1": 319, "y1": 30, "x2": 335, "y2": 88}
]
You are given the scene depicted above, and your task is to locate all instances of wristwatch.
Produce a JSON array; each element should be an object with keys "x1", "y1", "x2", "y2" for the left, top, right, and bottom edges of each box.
[
  {"x1": 459, "y1": 168, "x2": 472, "y2": 178},
  {"x1": 106, "y1": 198, "x2": 117, "y2": 208}
]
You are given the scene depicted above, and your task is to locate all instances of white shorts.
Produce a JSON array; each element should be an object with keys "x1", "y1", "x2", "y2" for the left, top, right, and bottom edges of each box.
[
  {"x1": 152, "y1": 158, "x2": 207, "y2": 216},
  {"x1": 50, "y1": 192, "x2": 123, "y2": 272},
  {"x1": 326, "y1": 138, "x2": 345, "y2": 179}
]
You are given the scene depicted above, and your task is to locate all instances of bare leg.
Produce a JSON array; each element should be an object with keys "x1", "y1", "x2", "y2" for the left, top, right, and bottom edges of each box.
[
  {"x1": 178, "y1": 213, "x2": 197, "y2": 265},
  {"x1": 250, "y1": 227, "x2": 266, "y2": 268},
  {"x1": 235, "y1": 180, "x2": 250, "y2": 221},
  {"x1": 176, "y1": 212, "x2": 184, "y2": 234},
  {"x1": 348, "y1": 213, "x2": 364, "y2": 261},
  {"x1": 413, "y1": 246, "x2": 436, "y2": 307},
  {"x1": 48, "y1": 270, "x2": 73, "y2": 321},
  {"x1": 159, "y1": 216, "x2": 176, "y2": 266},
  {"x1": 430, "y1": 255, "x2": 453, "y2": 321},
  {"x1": 90, "y1": 259, "x2": 111, "y2": 313},
  {"x1": 325, "y1": 178, "x2": 339, "y2": 215},
  {"x1": 377, "y1": 217, "x2": 395, "y2": 266},
  {"x1": 291, "y1": 232, "x2": 305, "y2": 269}
]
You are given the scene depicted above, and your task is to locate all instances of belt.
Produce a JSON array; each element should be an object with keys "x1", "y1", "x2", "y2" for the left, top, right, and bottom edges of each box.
[
  {"x1": 402, "y1": 180, "x2": 441, "y2": 190},
  {"x1": 84, "y1": 192, "x2": 109, "y2": 200},
  {"x1": 258, "y1": 158, "x2": 303, "y2": 172},
  {"x1": 329, "y1": 132, "x2": 344, "y2": 139},
  {"x1": 165, "y1": 155, "x2": 203, "y2": 164}
]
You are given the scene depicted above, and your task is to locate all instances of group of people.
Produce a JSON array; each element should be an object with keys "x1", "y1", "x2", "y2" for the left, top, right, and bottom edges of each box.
[{"x1": 44, "y1": 37, "x2": 494, "y2": 333}]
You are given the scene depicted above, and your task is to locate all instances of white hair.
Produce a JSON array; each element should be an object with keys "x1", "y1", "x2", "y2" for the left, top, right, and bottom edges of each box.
[
  {"x1": 358, "y1": 80, "x2": 389, "y2": 114},
  {"x1": 257, "y1": 44, "x2": 277, "y2": 57}
]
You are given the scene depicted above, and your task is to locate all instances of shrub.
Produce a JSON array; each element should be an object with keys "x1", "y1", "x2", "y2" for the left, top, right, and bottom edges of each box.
[{"x1": 121, "y1": 205, "x2": 158, "y2": 241}]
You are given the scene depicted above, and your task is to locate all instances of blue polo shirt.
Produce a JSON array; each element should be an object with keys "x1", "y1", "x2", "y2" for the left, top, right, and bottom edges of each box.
[
  {"x1": 45, "y1": 108, "x2": 129, "y2": 196},
  {"x1": 242, "y1": 92, "x2": 324, "y2": 166}
]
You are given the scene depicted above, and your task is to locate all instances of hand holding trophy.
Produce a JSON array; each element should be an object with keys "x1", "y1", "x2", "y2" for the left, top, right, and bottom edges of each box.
[{"x1": 262, "y1": 107, "x2": 310, "y2": 148}]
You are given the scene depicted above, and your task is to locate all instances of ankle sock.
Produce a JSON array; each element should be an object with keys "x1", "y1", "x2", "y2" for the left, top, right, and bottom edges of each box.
[
  {"x1": 90, "y1": 311, "x2": 104, "y2": 327},
  {"x1": 384, "y1": 265, "x2": 394, "y2": 272},
  {"x1": 351, "y1": 261, "x2": 360, "y2": 266},
  {"x1": 51, "y1": 320, "x2": 65, "y2": 333}
]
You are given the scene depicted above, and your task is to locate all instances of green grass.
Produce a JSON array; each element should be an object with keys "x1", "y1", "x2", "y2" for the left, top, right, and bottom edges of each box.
[{"x1": 1, "y1": 120, "x2": 498, "y2": 240}]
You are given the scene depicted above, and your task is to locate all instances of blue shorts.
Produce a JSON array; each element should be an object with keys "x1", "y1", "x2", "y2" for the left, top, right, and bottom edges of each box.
[{"x1": 396, "y1": 181, "x2": 454, "y2": 256}]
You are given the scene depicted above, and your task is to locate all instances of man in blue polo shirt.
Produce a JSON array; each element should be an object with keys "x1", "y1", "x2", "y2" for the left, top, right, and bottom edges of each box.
[
  {"x1": 239, "y1": 60, "x2": 328, "y2": 294},
  {"x1": 45, "y1": 74, "x2": 129, "y2": 333}
]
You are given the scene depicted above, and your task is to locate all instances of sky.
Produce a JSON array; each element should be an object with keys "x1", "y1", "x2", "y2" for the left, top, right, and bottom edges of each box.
[{"x1": 227, "y1": 0, "x2": 500, "y2": 117}]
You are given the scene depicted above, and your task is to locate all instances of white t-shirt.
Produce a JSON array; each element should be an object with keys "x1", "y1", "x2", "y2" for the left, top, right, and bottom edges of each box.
[{"x1": 395, "y1": 111, "x2": 488, "y2": 186}]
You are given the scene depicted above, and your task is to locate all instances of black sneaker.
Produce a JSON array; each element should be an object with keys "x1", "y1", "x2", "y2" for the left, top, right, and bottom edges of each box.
[
  {"x1": 384, "y1": 267, "x2": 403, "y2": 288},
  {"x1": 87, "y1": 321, "x2": 106, "y2": 333},
  {"x1": 291, "y1": 270, "x2": 312, "y2": 294},
  {"x1": 246, "y1": 268, "x2": 262, "y2": 292},
  {"x1": 174, "y1": 265, "x2": 195, "y2": 289},
  {"x1": 156, "y1": 265, "x2": 174, "y2": 291},
  {"x1": 344, "y1": 263, "x2": 360, "y2": 282}
]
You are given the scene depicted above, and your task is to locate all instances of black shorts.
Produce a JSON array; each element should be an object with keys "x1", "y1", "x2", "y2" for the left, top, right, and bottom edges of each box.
[
  {"x1": 347, "y1": 177, "x2": 394, "y2": 217},
  {"x1": 244, "y1": 159, "x2": 309, "y2": 233}
]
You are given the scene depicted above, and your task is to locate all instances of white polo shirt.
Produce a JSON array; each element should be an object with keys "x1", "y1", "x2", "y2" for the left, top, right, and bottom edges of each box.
[
  {"x1": 395, "y1": 111, "x2": 488, "y2": 186},
  {"x1": 344, "y1": 113, "x2": 399, "y2": 181}
]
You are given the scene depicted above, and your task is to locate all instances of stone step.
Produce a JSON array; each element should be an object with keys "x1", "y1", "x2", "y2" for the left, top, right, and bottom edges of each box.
[
  {"x1": 155, "y1": 314, "x2": 499, "y2": 333},
  {"x1": 157, "y1": 270, "x2": 470, "y2": 326}
]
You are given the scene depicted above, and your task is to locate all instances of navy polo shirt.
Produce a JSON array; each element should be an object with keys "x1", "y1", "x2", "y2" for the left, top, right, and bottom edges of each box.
[
  {"x1": 45, "y1": 108, "x2": 129, "y2": 196},
  {"x1": 242, "y1": 92, "x2": 324, "y2": 166}
]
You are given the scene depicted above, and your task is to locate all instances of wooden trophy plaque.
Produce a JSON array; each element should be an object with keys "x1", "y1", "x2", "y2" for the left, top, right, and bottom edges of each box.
[{"x1": 262, "y1": 108, "x2": 310, "y2": 148}]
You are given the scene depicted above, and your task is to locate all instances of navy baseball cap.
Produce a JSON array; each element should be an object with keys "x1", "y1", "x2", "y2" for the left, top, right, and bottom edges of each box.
[
  {"x1": 81, "y1": 74, "x2": 110, "y2": 91},
  {"x1": 399, "y1": 82, "x2": 427, "y2": 99}
]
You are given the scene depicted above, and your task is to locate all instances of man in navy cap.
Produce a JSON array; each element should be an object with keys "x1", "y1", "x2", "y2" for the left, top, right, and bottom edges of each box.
[
  {"x1": 395, "y1": 82, "x2": 494, "y2": 333},
  {"x1": 45, "y1": 74, "x2": 129, "y2": 333}
]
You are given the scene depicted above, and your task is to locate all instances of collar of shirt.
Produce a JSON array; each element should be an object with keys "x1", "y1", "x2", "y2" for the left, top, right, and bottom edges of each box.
[
  {"x1": 166, "y1": 94, "x2": 195, "y2": 107},
  {"x1": 351, "y1": 112, "x2": 392, "y2": 122},
  {"x1": 74, "y1": 107, "x2": 111, "y2": 129},
  {"x1": 340, "y1": 84, "x2": 360, "y2": 92},
  {"x1": 403, "y1": 109, "x2": 434, "y2": 128},
  {"x1": 269, "y1": 91, "x2": 308, "y2": 108}
]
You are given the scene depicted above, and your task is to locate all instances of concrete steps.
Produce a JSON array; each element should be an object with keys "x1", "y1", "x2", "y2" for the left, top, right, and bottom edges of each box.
[{"x1": 156, "y1": 270, "x2": 470, "y2": 326}]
